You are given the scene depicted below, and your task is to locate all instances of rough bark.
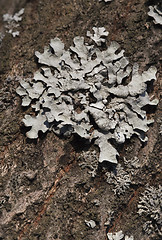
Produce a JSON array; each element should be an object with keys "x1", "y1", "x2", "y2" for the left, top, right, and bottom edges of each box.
[{"x1": 0, "y1": 0, "x2": 161, "y2": 240}]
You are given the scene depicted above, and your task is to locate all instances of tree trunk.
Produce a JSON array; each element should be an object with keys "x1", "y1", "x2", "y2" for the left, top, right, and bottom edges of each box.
[{"x1": 0, "y1": 0, "x2": 161, "y2": 239}]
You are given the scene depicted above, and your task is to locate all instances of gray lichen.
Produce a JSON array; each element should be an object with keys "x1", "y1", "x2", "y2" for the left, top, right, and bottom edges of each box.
[
  {"x1": 138, "y1": 185, "x2": 162, "y2": 236},
  {"x1": 105, "y1": 164, "x2": 131, "y2": 196},
  {"x1": 104, "y1": 209, "x2": 114, "y2": 227},
  {"x1": 148, "y1": 5, "x2": 162, "y2": 25},
  {"x1": 0, "y1": 32, "x2": 5, "y2": 46},
  {"x1": 160, "y1": 124, "x2": 162, "y2": 135},
  {"x1": 124, "y1": 156, "x2": 141, "y2": 176},
  {"x1": 107, "y1": 230, "x2": 134, "y2": 240},
  {"x1": 16, "y1": 28, "x2": 158, "y2": 164},
  {"x1": 3, "y1": 8, "x2": 24, "y2": 37},
  {"x1": 87, "y1": 27, "x2": 109, "y2": 46},
  {"x1": 78, "y1": 150, "x2": 98, "y2": 177},
  {"x1": 85, "y1": 219, "x2": 96, "y2": 228}
]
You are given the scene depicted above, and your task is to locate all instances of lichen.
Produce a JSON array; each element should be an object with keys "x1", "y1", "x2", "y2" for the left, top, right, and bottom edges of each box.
[
  {"x1": 105, "y1": 164, "x2": 131, "y2": 195},
  {"x1": 0, "y1": 32, "x2": 5, "y2": 46},
  {"x1": 107, "y1": 230, "x2": 134, "y2": 240},
  {"x1": 16, "y1": 27, "x2": 158, "y2": 164},
  {"x1": 148, "y1": 5, "x2": 162, "y2": 25},
  {"x1": 160, "y1": 125, "x2": 162, "y2": 135},
  {"x1": 124, "y1": 156, "x2": 141, "y2": 176},
  {"x1": 104, "y1": 209, "x2": 114, "y2": 227},
  {"x1": 87, "y1": 27, "x2": 109, "y2": 46},
  {"x1": 138, "y1": 185, "x2": 162, "y2": 236},
  {"x1": 3, "y1": 8, "x2": 24, "y2": 37},
  {"x1": 78, "y1": 150, "x2": 98, "y2": 177},
  {"x1": 85, "y1": 219, "x2": 96, "y2": 228}
]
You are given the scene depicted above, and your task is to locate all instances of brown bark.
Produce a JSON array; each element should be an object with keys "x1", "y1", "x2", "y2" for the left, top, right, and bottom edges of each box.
[{"x1": 0, "y1": 0, "x2": 161, "y2": 239}]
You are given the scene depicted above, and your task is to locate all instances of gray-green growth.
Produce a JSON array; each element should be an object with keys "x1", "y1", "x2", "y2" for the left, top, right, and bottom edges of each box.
[
  {"x1": 148, "y1": 5, "x2": 162, "y2": 25},
  {"x1": 138, "y1": 185, "x2": 162, "y2": 236},
  {"x1": 16, "y1": 27, "x2": 158, "y2": 164}
]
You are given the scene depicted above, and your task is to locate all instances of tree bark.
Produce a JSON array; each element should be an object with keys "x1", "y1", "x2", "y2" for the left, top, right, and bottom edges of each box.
[{"x1": 0, "y1": 0, "x2": 161, "y2": 239}]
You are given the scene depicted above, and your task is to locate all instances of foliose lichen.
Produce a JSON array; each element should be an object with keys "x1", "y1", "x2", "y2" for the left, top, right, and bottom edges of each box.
[
  {"x1": 107, "y1": 230, "x2": 134, "y2": 240},
  {"x1": 124, "y1": 156, "x2": 141, "y2": 176},
  {"x1": 3, "y1": 8, "x2": 24, "y2": 37},
  {"x1": 85, "y1": 219, "x2": 96, "y2": 228},
  {"x1": 138, "y1": 185, "x2": 162, "y2": 236},
  {"x1": 0, "y1": 32, "x2": 5, "y2": 46},
  {"x1": 105, "y1": 164, "x2": 131, "y2": 195},
  {"x1": 104, "y1": 209, "x2": 114, "y2": 227},
  {"x1": 78, "y1": 150, "x2": 98, "y2": 177},
  {"x1": 87, "y1": 27, "x2": 109, "y2": 46},
  {"x1": 148, "y1": 5, "x2": 162, "y2": 25},
  {"x1": 16, "y1": 27, "x2": 158, "y2": 164}
]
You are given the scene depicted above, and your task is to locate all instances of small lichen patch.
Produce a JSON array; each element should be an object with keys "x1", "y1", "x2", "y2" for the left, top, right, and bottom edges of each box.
[
  {"x1": 0, "y1": 32, "x2": 5, "y2": 46},
  {"x1": 124, "y1": 156, "x2": 141, "y2": 176},
  {"x1": 148, "y1": 5, "x2": 162, "y2": 25},
  {"x1": 107, "y1": 230, "x2": 134, "y2": 240},
  {"x1": 3, "y1": 8, "x2": 24, "y2": 37},
  {"x1": 138, "y1": 185, "x2": 162, "y2": 236},
  {"x1": 78, "y1": 150, "x2": 98, "y2": 177},
  {"x1": 105, "y1": 164, "x2": 131, "y2": 196},
  {"x1": 85, "y1": 219, "x2": 96, "y2": 228}
]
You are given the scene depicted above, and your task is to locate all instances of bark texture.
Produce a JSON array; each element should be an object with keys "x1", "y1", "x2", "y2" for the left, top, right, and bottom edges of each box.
[{"x1": 0, "y1": 0, "x2": 161, "y2": 239}]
